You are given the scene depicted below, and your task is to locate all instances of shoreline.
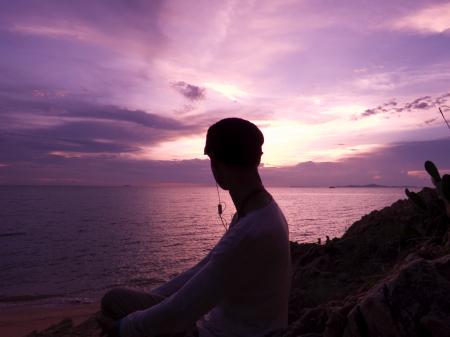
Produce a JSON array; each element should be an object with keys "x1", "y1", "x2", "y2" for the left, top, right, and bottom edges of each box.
[{"x1": 0, "y1": 302, "x2": 100, "y2": 337}]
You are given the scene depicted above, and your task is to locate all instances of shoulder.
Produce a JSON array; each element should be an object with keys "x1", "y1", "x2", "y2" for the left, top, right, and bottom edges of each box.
[
  {"x1": 244, "y1": 200, "x2": 288, "y2": 233},
  {"x1": 216, "y1": 202, "x2": 285, "y2": 254}
]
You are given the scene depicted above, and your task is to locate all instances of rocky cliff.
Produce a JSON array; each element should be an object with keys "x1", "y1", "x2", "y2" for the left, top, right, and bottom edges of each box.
[{"x1": 285, "y1": 186, "x2": 450, "y2": 337}]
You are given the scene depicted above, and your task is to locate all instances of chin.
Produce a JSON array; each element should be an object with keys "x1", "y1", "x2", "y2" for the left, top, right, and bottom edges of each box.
[
  {"x1": 217, "y1": 182, "x2": 229, "y2": 190},
  {"x1": 215, "y1": 178, "x2": 228, "y2": 190}
]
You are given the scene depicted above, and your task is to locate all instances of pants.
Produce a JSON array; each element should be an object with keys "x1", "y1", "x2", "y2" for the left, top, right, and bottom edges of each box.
[{"x1": 101, "y1": 287, "x2": 199, "y2": 337}]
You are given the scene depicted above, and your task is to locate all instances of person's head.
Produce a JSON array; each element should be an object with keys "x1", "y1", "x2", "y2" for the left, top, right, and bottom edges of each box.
[{"x1": 204, "y1": 117, "x2": 264, "y2": 190}]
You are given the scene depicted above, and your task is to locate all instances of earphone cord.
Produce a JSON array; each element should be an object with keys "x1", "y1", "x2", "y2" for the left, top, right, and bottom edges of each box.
[{"x1": 216, "y1": 184, "x2": 228, "y2": 231}]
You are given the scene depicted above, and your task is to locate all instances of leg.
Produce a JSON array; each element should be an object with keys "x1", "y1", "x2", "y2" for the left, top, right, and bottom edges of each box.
[
  {"x1": 100, "y1": 287, "x2": 198, "y2": 337},
  {"x1": 101, "y1": 287, "x2": 166, "y2": 321}
]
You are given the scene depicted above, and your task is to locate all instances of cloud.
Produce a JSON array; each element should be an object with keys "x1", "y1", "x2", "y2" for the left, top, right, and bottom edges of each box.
[
  {"x1": 392, "y1": 2, "x2": 450, "y2": 34},
  {"x1": 0, "y1": 87, "x2": 195, "y2": 129},
  {"x1": 352, "y1": 64, "x2": 450, "y2": 94},
  {"x1": 0, "y1": 156, "x2": 213, "y2": 186},
  {"x1": 424, "y1": 118, "x2": 437, "y2": 125},
  {"x1": 171, "y1": 81, "x2": 206, "y2": 101},
  {"x1": 1, "y1": 136, "x2": 449, "y2": 187},
  {"x1": 1, "y1": 0, "x2": 450, "y2": 179},
  {"x1": 0, "y1": 0, "x2": 167, "y2": 55},
  {"x1": 361, "y1": 100, "x2": 398, "y2": 118},
  {"x1": 0, "y1": 88, "x2": 205, "y2": 163},
  {"x1": 261, "y1": 137, "x2": 450, "y2": 187},
  {"x1": 356, "y1": 92, "x2": 450, "y2": 119},
  {"x1": 0, "y1": 0, "x2": 174, "y2": 110},
  {"x1": 354, "y1": 73, "x2": 396, "y2": 91}
]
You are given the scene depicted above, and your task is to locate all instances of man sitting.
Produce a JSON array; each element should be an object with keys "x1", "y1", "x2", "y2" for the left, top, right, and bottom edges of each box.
[{"x1": 98, "y1": 117, "x2": 291, "y2": 337}]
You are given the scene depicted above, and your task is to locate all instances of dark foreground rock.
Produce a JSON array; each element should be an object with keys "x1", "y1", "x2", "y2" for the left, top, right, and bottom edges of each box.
[
  {"x1": 343, "y1": 255, "x2": 450, "y2": 337},
  {"x1": 285, "y1": 186, "x2": 450, "y2": 337},
  {"x1": 26, "y1": 186, "x2": 450, "y2": 337},
  {"x1": 25, "y1": 316, "x2": 100, "y2": 337}
]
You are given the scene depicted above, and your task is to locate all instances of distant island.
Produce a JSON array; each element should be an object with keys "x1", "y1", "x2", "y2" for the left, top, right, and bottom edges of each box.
[
  {"x1": 288, "y1": 184, "x2": 423, "y2": 188},
  {"x1": 328, "y1": 184, "x2": 421, "y2": 188}
]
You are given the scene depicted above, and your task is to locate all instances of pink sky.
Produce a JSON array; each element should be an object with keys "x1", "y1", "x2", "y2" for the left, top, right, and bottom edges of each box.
[{"x1": 0, "y1": 0, "x2": 449, "y2": 186}]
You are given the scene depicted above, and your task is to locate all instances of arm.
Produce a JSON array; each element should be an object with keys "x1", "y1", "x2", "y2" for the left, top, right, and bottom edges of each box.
[
  {"x1": 120, "y1": 256, "x2": 226, "y2": 337},
  {"x1": 151, "y1": 249, "x2": 213, "y2": 298},
  {"x1": 120, "y1": 225, "x2": 255, "y2": 337},
  {"x1": 151, "y1": 214, "x2": 241, "y2": 298}
]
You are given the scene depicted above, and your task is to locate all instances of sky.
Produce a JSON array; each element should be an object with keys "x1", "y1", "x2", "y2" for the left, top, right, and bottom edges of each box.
[{"x1": 0, "y1": 0, "x2": 449, "y2": 186}]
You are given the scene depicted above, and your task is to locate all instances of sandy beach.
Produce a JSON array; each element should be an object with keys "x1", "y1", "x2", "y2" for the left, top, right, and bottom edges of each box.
[{"x1": 0, "y1": 302, "x2": 100, "y2": 337}]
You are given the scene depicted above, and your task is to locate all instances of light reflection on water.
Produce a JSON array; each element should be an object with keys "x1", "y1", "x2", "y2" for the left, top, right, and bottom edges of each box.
[{"x1": 0, "y1": 185, "x2": 420, "y2": 306}]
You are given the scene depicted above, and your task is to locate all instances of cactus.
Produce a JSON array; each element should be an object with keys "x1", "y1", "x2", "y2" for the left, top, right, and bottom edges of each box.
[
  {"x1": 424, "y1": 160, "x2": 450, "y2": 218},
  {"x1": 442, "y1": 174, "x2": 450, "y2": 218},
  {"x1": 442, "y1": 174, "x2": 450, "y2": 201},
  {"x1": 405, "y1": 188, "x2": 427, "y2": 210},
  {"x1": 425, "y1": 160, "x2": 441, "y2": 184}
]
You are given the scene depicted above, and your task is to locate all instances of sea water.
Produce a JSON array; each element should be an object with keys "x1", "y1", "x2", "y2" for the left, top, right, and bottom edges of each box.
[{"x1": 0, "y1": 185, "x2": 420, "y2": 307}]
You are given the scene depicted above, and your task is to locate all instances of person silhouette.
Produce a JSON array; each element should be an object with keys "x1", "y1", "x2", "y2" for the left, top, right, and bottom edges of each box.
[{"x1": 98, "y1": 117, "x2": 291, "y2": 337}]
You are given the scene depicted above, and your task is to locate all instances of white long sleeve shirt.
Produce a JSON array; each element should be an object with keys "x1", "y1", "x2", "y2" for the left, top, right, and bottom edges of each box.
[{"x1": 120, "y1": 199, "x2": 291, "y2": 337}]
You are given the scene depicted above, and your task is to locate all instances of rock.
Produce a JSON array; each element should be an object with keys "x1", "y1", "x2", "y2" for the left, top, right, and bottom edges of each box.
[
  {"x1": 343, "y1": 255, "x2": 450, "y2": 337},
  {"x1": 284, "y1": 307, "x2": 329, "y2": 337},
  {"x1": 285, "y1": 182, "x2": 450, "y2": 337},
  {"x1": 323, "y1": 310, "x2": 346, "y2": 337},
  {"x1": 26, "y1": 314, "x2": 101, "y2": 337},
  {"x1": 26, "y1": 318, "x2": 73, "y2": 337}
]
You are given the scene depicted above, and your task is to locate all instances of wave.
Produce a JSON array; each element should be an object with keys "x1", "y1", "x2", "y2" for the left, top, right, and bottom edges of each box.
[
  {"x1": 0, "y1": 293, "x2": 62, "y2": 303},
  {"x1": 0, "y1": 231, "x2": 26, "y2": 238},
  {"x1": 129, "y1": 276, "x2": 165, "y2": 287}
]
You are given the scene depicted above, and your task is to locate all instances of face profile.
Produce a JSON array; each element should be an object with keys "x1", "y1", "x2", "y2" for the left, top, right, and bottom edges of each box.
[
  {"x1": 204, "y1": 117, "x2": 265, "y2": 191},
  {"x1": 209, "y1": 158, "x2": 225, "y2": 189},
  {"x1": 204, "y1": 117, "x2": 264, "y2": 168}
]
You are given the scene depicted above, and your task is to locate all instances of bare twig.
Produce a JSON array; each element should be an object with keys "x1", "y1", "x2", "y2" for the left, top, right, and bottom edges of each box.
[{"x1": 438, "y1": 105, "x2": 450, "y2": 131}]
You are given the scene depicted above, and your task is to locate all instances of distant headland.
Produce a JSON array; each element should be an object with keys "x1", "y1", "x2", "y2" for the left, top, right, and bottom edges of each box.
[
  {"x1": 328, "y1": 183, "x2": 422, "y2": 188},
  {"x1": 288, "y1": 184, "x2": 423, "y2": 188}
]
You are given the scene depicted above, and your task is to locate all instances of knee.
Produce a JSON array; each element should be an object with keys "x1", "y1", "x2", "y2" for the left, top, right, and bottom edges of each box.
[{"x1": 101, "y1": 287, "x2": 127, "y2": 316}]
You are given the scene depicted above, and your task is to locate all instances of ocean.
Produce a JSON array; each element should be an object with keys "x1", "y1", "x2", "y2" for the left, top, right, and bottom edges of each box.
[{"x1": 0, "y1": 185, "x2": 420, "y2": 308}]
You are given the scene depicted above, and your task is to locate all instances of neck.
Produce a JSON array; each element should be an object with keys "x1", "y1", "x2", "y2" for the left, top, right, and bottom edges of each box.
[{"x1": 229, "y1": 173, "x2": 265, "y2": 217}]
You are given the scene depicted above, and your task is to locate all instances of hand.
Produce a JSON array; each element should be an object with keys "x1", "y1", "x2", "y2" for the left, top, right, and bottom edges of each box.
[{"x1": 96, "y1": 314, "x2": 121, "y2": 337}]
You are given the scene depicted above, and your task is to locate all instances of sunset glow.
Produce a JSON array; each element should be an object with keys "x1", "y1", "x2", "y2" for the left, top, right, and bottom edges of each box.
[{"x1": 0, "y1": 0, "x2": 449, "y2": 186}]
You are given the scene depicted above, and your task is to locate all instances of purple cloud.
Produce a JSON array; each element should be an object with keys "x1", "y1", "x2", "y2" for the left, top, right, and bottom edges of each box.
[
  {"x1": 1, "y1": 137, "x2": 449, "y2": 187},
  {"x1": 171, "y1": 81, "x2": 206, "y2": 101},
  {"x1": 0, "y1": 89, "x2": 190, "y2": 130},
  {"x1": 358, "y1": 92, "x2": 450, "y2": 119},
  {"x1": 1, "y1": 0, "x2": 450, "y2": 189},
  {"x1": 424, "y1": 118, "x2": 437, "y2": 125},
  {"x1": 0, "y1": 0, "x2": 166, "y2": 48},
  {"x1": 261, "y1": 137, "x2": 450, "y2": 187},
  {"x1": 0, "y1": 88, "x2": 206, "y2": 165},
  {"x1": 361, "y1": 100, "x2": 398, "y2": 117}
]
